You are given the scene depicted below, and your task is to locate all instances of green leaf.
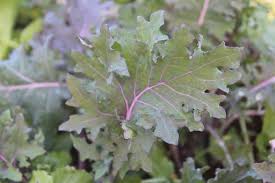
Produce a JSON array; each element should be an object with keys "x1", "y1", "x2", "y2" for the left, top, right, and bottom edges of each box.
[
  {"x1": 136, "y1": 10, "x2": 168, "y2": 50},
  {"x1": 52, "y1": 167, "x2": 93, "y2": 183},
  {"x1": 0, "y1": 108, "x2": 45, "y2": 167},
  {"x1": 166, "y1": 0, "x2": 244, "y2": 40},
  {"x1": 208, "y1": 164, "x2": 260, "y2": 183},
  {"x1": 0, "y1": 166, "x2": 22, "y2": 182},
  {"x1": 30, "y1": 171, "x2": 53, "y2": 183},
  {"x1": 257, "y1": 105, "x2": 275, "y2": 156},
  {"x1": 129, "y1": 29, "x2": 241, "y2": 144},
  {"x1": 60, "y1": 10, "x2": 241, "y2": 175},
  {"x1": 117, "y1": 173, "x2": 142, "y2": 183},
  {"x1": 150, "y1": 144, "x2": 174, "y2": 179},
  {"x1": 142, "y1": 177, "x2": 169, "y2": 183},
  {"x1": 93, "y1": 157, "x2": 112, "y2": 180},
  {"x1": 112, "y1": 141, "x2": 129, "y2": 175},
  {"x1": 91, "y1": 25, "x2": 129, "y2": 77},
  {"x1": 0, "y1": 109, "x2": 45, "y2": 182},
  {"x1": 240, "y1": 4, "x2": 275, "y2": 54},
  {"x1": 30, "y1": 167, "x2": 93, "y2": 183},
  {"x1": 128, "y1": 134, "x2": 154, "y2": 172},
  {"x1": 153, "y1": 114, "x2": 179, "y2": 144},
  {"x1": 32, "y1": 151, "x2": 72, "y2": 171},
  {"x1": 118, "y1": 0, "x2": 165, "y2": 28},
  {"x1": 70, "y1": 135, "x2": 100, "y2": 161},
  {"x1": 181, "y1": 158, "x2": 204, "y2": 183},
  {"x1": 118, "y1": 0, "x2": 243, "y2": 41},
  {"x1": 253, "y1": 153, "x2": 275, "y2": 183},
  {"x1": 115, "y1": 0, "x2": 135, "y2": 5},
  {"x1": 0, "y1": 40, "x2": 71, "y2": 150},
  {"x1": 59, "y1": 114, "x2": 107, "y2": 135}
]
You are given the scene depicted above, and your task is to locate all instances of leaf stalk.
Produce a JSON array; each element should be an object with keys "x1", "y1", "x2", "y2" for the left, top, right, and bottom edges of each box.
[
  {"x1": 0, "y1": 82, "x2": 64, "y2": 92},
  {"x1": 125, "y1": 82, "x2": 165, "y2": 120}
]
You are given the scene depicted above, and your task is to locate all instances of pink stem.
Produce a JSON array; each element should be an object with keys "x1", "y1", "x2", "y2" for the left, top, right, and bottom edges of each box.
[
  {"x1": 250, "y1": 76, "x2": 275, "y2": 93},
  {"x1": 0, "y1": 82, "x2": 64, "y2": 92},
  {"x1": 0, "y1": 153, "x2": 8, "y2": 165},
  {"x1": 125, "y1": 82, "x2": 164, "y2": 120},
  {"x1": 198, "y1": 0, "x2": 210, "y2": 26}
]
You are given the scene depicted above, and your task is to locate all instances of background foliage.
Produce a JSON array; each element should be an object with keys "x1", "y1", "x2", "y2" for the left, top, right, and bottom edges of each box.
[{"x1": 0, "y1": 0, "x2": 275, "y2": 182}]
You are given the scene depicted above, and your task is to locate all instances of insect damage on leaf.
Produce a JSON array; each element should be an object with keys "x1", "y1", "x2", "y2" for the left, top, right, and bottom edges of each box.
[{"x1": 59, "y1": 10, "x2": 241, "y2": 174}]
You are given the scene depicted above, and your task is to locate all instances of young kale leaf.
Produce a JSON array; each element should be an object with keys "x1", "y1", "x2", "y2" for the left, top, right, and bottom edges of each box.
[{"x1": 60, "y1": 10, "x2": 241, "y2": 174}]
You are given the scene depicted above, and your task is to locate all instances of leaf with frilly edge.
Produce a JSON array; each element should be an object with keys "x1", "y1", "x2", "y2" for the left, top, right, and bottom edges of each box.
[
  {"x1": 125, "y1": 28, "x2": 241, "y2": 144},
  {"x1": 29, "y1": 166, "x2": 93, "y2": 183},
  {"x1": 52, "y1": 166, "x2": 93, "y2": 183},
  {"x1": 61, "y1": 10, "x2": 241, "y2": 144},
  {"x1": 59, "y1": 10, "x2": 241, "y2": 175},
  {"x1": 118, "y1": 0, "x2": 244, "y2": 41},
  {"x1": 208, "y1": 164, "x2": 260, "y2": 183},
  {"x1": 253, "y1": 153, "x2": 275, "y2": 182},
  {"x1": 181, "y1": 158, "x2": 204, "y2": 183},
  {"x1": 29, "y1": 171, "x2": 53, "y2": 183},
  {"x1": 0, "y1": 108, "x2": 45, "y2": 182},
  {"x1": 0, "y1": 109, "x2": 45, "y2": 164}
]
